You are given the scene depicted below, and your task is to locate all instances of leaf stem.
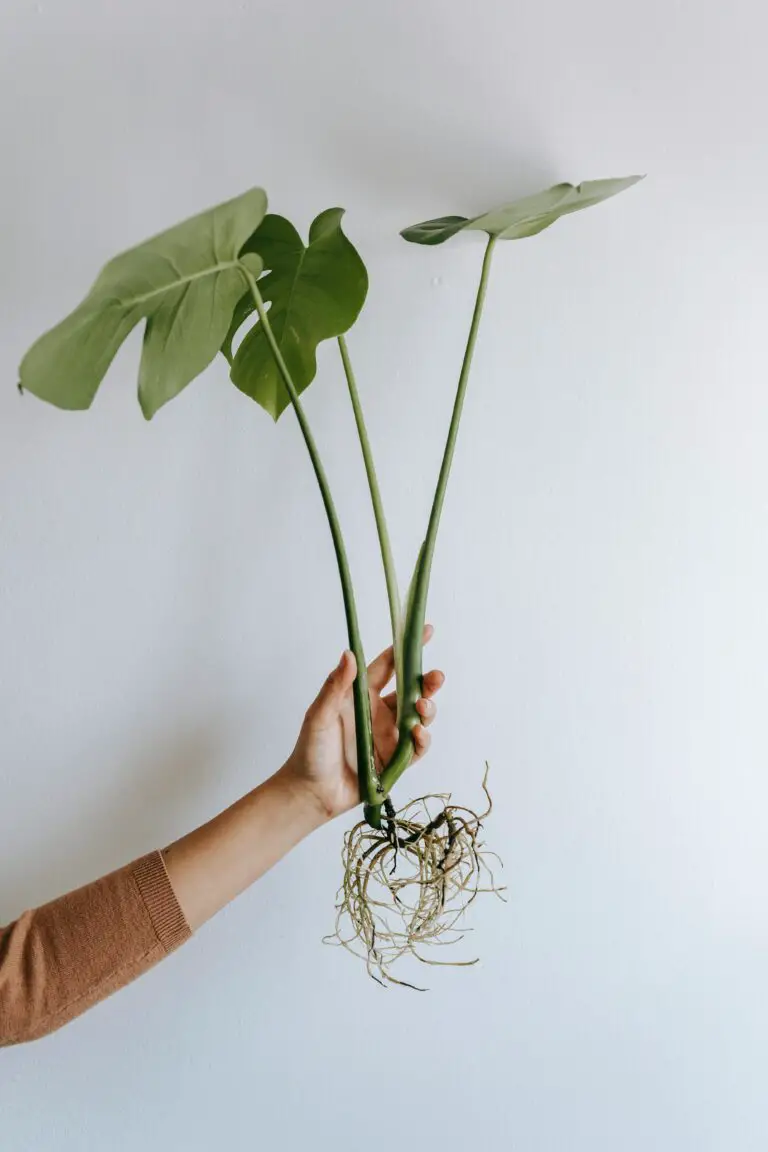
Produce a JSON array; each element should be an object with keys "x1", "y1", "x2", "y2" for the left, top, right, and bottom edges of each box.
[
  {"x1": 414, "y1": 234, "x2": 497, "y2": 597},
  {"x1": 239, "y1": 264, "x2": 381, "y2": 814},
  {"x1": 337, "y1": 335, "x2": 402, "y2": 656},
  {"x1": 380, "y1": 234, "x2": 497, "y2": 796}
]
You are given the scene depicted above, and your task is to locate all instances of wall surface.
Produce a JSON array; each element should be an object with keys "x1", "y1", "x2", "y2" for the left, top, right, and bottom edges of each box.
[{"x1": 1, "y1": 1, "x2": 767, "y2": 1149}]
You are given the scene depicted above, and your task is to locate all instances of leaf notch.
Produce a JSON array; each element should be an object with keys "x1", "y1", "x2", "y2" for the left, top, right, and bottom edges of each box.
[
  {"x1": 18, "y1": 187, "x2": 268, "y2": 419},
  {"x1": 227, "y1": 208, "x2": 368, "y2": 420}
]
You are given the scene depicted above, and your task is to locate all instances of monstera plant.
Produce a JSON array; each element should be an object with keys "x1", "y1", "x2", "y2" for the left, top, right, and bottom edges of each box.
[{"x1": 18, "y1": 174, "x2": 642, "y2": 986}]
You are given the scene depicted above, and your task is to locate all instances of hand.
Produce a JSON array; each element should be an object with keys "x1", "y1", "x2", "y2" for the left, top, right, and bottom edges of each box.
[{"x1": 280, "y1": 626, "x2": 445, "y2": 821}]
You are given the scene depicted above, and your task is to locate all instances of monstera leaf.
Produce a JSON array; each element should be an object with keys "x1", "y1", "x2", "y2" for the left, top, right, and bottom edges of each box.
[
  {"x1": 18, "y1": 188, "x2": 267, "y2": 418},
  {"x1": 227, "y1": 208, "x2": 368, "y2": 420},
  {"x1": 401, "y1": 176, "x2": 643, "y2": 245}
]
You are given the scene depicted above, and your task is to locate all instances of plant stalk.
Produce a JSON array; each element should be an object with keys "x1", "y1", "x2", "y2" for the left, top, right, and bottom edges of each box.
[
  {"x1": 239, "y1": 265, "x2": 381, "y2": 817},
  {"x1": 337, "y1": 335, "x2": 402, "y2": 659},
  {"x1": 380, "y1": 234, "x2": 497, "y2": 797}
]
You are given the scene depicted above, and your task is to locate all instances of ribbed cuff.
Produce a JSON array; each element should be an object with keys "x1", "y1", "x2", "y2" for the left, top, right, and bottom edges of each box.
[{"x1": 132, "y1": 851, "x2": 192, "y2": 953}]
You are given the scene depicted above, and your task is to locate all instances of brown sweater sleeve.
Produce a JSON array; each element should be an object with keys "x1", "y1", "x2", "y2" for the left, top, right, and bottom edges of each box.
[{"x1": 0, "y1": 850, "x2": 191, "y2": 1046}]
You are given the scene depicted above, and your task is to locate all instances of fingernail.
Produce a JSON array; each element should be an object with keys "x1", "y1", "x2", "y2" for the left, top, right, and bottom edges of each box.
[{"x1": 338, "y1": 651, "x2": 347, "y2": 670}]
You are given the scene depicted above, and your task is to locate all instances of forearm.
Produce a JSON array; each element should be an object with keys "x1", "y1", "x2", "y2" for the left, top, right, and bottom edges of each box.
[
  {"x1": 0, "y1": 766, "x2": 325, "y2": 1045},
  {"x1": 162, "y1": 765, "x2": 328, "y2": 931},
  {"x1": 0, "y1": 851, "x2": 189, "y2": 1045}
]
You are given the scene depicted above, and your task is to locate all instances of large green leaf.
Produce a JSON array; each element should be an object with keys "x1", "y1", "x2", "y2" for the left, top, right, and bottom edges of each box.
[
  {"x1": 400, "y1": 176, "x2": 643, "y2": 245},
  {"x1": 228, "y1": 208, "x2": 368, "y2": 420},
  {"x1": 19, "y1": 188, "x2": 267, "y2": 419}
]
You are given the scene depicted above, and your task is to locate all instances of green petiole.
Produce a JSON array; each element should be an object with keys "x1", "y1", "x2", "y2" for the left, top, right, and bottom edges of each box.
[
  {"x1": 337, "y1": 335, "x2": 402, "y2": 660},
  {"x1": 378, "y1": 235, "x2": 497, "y2": 801},
  {"x1": 238, "y1": 263, "x2": 383, "y2": 822}
]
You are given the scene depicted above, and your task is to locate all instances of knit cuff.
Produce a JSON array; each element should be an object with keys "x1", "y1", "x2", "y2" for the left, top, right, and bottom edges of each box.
[{"x1": 131, "y1": 851, "x2": 192, "y2": 953}]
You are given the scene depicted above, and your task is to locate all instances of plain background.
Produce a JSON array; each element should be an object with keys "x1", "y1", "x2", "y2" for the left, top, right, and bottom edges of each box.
[{"x1": 1, "y1": 1, "x2": 767, "y2": 1148}]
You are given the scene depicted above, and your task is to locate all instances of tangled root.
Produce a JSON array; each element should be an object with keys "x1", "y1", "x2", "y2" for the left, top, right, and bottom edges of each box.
[{"x1": 324, "y1": 765, "x2": 505, "y2": 989}]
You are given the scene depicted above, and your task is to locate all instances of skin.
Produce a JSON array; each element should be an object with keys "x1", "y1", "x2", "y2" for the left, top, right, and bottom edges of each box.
[{"x1": 163, "y1": 626, "x2": 443, "y2": 931}]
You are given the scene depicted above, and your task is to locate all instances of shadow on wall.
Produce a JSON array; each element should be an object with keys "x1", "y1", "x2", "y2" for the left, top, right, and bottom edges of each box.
[
  {"x1": 0, "y1": 30, "x2": 559, "y2": 314},
  {"x1": 327, "y1": 114, "x2": 557, "y2": 219}
]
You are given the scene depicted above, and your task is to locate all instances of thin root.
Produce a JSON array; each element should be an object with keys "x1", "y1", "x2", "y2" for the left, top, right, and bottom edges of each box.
[{"x1": 324, "y1": 764, "x2": 506, "y2": 988}]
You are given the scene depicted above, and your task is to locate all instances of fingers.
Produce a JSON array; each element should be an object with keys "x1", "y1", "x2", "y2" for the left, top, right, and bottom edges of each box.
[
  {"x1": 382, "y1": 669, "x2": 444, "y2": 716},
  {"x1": 376, "y1": 712, "x2": 432, "y2": 757},
  {"x1": 415, "y1": 696, "x2": 436, "y2": 726},
  {"x1": 367, "y1": 624, "x2": 435, "y2": 692},
  {"x1": 412, "y1": 724, "x2": 431, "y2": 759},
  {"x1": 421, "y1": 668, "x2": 444, "y2": 699},
  {"x1": 382, "y1": 690, "x2": 439, "y2": 724},
  {"x1": 366, "y1": 645, "x2": 395, "y2": 693},
  {"x1": 306, "y1": 650, "x2": 357, "y2": 727}
]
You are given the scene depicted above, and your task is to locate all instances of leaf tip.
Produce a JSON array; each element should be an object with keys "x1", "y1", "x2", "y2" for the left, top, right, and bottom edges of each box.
[
  {"x1": 16, "y1": 380, "x2": 24, "y2": 396},
  {"x1": 309, "y1": 206, "x2": 347, "y2": 243},
  {"x1": 138, "y1": 392, "x2": 157, "y2": 422},
  {"x1": 399, "y1": 216, "x2": 470, "y2": 246}
]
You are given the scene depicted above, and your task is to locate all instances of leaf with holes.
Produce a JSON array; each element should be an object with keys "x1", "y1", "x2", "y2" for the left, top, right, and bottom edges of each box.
[
  {"x1": 228, "y1": 209, "x2": 368, "y2": 420},
  {"x1": 401, "y1": 176, "x2": 643, "y2": 245},
  {"x1": 18, "y1": 188, "x2": 267, "y2": 418}
]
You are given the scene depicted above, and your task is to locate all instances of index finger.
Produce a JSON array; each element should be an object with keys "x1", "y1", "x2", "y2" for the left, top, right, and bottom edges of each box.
[{"x1": 366, "y1": 624, "x2": 434, "y2": 692}]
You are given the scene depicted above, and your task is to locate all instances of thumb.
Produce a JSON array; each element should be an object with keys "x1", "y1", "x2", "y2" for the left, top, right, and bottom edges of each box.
[{"x1": 306, "y1": 650, "x2": 357, "y2": 727}]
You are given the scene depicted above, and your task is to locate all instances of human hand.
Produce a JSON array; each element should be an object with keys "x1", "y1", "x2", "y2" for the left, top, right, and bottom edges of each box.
[{"x1": 279, "y1": 626, "x2": 444, "y2": 821}]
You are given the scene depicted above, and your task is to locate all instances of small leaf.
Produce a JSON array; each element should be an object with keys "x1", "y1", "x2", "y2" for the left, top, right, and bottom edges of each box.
[
  {"x1": 401, "y1": 176, "x2": 643, "y2": 245},
  {"x1": 399, "y1": 215, "x2": 470, "y2": 246},
  {"x1": 19, "y1": 187, "x2": 268, "y2": 418},
  {"x1": 229, "y1": 209, "x2": 368, "y2": 420}
]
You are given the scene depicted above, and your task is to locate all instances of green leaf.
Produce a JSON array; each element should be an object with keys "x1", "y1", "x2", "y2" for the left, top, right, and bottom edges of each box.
[
  {"x1": 19, "y1": 188, "x2": 268, "y2": 419},
  {"x1": 400, "y1": 176, "x2": 643, "y2": 245},
  {"x1": 228, "y1": 208, "x2": 368, "y2": 420},
  {"x1": 399, "y1": 216, "x2": 471, "y2": 246}
]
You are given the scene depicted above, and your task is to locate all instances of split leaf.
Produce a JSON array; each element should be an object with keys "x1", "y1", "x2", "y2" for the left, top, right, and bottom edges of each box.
[
  {"x1": 19, "y1": 187, "x2": 268, "y2": 418},
  {"x1": 228, "y1": 209, "x2": 368, "y2": 420}
]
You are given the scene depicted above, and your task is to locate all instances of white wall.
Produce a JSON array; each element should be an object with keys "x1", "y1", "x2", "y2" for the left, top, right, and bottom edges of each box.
[{"x1": 1, "y1": 1, "x2": 767, "y2": 1148}]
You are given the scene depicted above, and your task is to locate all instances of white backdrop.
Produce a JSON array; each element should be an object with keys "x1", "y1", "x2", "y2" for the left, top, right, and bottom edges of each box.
[{"x1": 2, "y1": 1, "x2": 767, "y2": 1149}]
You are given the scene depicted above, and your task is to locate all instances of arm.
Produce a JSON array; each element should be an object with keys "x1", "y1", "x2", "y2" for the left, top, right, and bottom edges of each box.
[{"x1": 0, "y1": 638, "x2": 443, "y2": 1045}]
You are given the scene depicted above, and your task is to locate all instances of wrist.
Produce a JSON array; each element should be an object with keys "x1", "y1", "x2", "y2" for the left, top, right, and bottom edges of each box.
[{"x1": 271, "y1": 760, "x2": 335, "y2": 829}]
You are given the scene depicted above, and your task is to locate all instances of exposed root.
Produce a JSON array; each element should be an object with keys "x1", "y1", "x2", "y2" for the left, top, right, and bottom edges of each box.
[{"x1": 324, "y1": 764, "x2": 506, "y2": 988}]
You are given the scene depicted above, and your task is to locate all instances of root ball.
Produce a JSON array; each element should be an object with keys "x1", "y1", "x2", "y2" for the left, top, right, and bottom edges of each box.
[{"x1": 325, "y1": 766, "x2": 505, "y2": 988}]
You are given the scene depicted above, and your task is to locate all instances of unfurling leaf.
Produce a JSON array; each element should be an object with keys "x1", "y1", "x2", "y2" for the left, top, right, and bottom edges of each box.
[
  {"x1": 19, "y1": 188, "x2": 268, "y2": 419},
  {"x1": 228, "y1": 209, "x2": 368, "y2": 420},
  {"x1": 401, "y1": 176, "x2": 643, "y2": 245}
]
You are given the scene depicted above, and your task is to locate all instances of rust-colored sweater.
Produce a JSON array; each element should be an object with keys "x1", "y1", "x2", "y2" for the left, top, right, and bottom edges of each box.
[{"x1": 0, "y1": 851, "x2": 191, "y2": 1045}]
